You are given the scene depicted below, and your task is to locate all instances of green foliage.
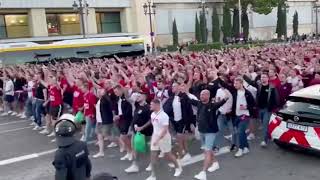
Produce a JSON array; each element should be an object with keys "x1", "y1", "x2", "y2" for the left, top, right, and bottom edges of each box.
[
  {"x1": 232, "y1": 8, "x2": 240, "y2": 38},
  {"x1": 242, "y1": 9, "x2": 249, "y2": 39},
  {"x1": 276, "y1": 0, "x2": 287, "y2": 39},
  {"x1": 212, "y1": 7, "x2": 221, "y2": 42},
  {"x1": 195, "y1": 13, "x2": 201, "y2": 43},
  {"x1": 293, "y1": 11, "x2": 299, "y2": 36},
  {"x1": 199, "y1": 12, "x2": 207, "y2": 43},
  {"x1": 222, "y1": 4, "x2": 232, "y2": 40},
  {"x1": 172, "y1": 18, "x2": 179, "y2": 46}
]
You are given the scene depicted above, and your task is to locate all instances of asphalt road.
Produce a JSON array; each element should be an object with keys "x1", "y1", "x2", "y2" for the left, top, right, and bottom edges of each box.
[{"x1": 0, "y1": 115, "x2": 319, "y2": 180}]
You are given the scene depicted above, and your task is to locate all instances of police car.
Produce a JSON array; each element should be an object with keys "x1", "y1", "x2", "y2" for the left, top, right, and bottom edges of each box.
[{"x1": 269, "y1": 85, "x2": 320, "y2": 152}]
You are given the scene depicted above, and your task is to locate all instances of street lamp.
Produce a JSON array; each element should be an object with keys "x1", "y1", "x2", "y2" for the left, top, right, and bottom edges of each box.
[
  {"x1": 73, "y1": 0, "x2": 89, "y2": 39},
  {"x1": 281, "y1": 3, "x2": 289, "y2": 39},
  {"x1": 143, "y1": 0, "x2": 156, "y2": 53},
  {"x1": 313, "y1": 3, "x2": 320, "y2": 36}
]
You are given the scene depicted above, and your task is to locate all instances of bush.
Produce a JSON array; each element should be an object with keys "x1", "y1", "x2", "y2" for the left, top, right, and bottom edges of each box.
[{"x1": 187, "y1": 43, "x2": 223, "y2": 51}]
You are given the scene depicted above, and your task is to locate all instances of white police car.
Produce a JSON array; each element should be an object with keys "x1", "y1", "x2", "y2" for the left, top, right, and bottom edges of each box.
[{"x1": 269, "y1": 85, "x2": 320, "y2": 152}]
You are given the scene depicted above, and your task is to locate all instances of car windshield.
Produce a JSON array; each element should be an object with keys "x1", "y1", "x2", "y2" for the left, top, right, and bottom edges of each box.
[{"x1": 283, "y1": 97, "x2": 320, "y2": 118}]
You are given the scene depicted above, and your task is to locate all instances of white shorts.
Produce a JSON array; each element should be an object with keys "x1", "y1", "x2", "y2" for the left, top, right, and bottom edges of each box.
[{"x1": 150, "y1": 134, "x2": 172, "y2": 153}]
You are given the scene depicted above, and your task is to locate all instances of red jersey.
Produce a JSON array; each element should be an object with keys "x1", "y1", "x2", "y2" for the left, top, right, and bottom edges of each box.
[
  {"x1": 49, "y1": 86, "x2": 63, "y2": 107},
  {"x1": 60, "y1": 77, "x2": 72, "y2": 93},
  {"x1": 72, "y1": 85, "x2": 84, "y2": 113},
  {"x1": 84, "y1": 92, "x2": 97, "y2": 118},
  {"x1": 269, "y1": 78, "x2": 281, "y2": 88}
]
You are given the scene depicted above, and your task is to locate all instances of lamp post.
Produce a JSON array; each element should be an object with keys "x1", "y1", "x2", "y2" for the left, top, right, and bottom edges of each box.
[
  {"x1": 143, "y1": 0, "x2": 156, "y2": 53},
  {"x1": 73, "y1": 0, "x2": 88, "y2": 39},
  {"x1": 313, "y1": 3, "x2": 320, "y2": 36}
]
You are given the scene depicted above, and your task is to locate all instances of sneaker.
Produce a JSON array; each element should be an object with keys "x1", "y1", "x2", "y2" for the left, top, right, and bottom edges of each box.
[
  {"x1": 125, "y1": 164, "x2": 139, "y2": 173},
  {"x1": 107, "y1": 142, "x2": 118, "y2": 148},
  {"x1": 145, "y1": 163, "x2": 152, "y2": 172},
  {"x1": 146, "y1": 175, "x2": 156, "y2": 180},
  {"x1": 80, "y1": 135, "x2": 85, "y2": 142},
  {"x1": 39, "y1": 129, "x2": 50, "y2": 135},
  {"x1": 8, "y1": 111, "x2": 13, "y2": 114},
  {"x1": 173, "y1": 163, "x2": 183, "y2": 177},
  {"x1": 208, "y1": 161, "x2": 220, "y2": 172},
  {"x1": 47, "y1": 132, "x2": 55, "y2": 137},
  {"x1": 247, "y1": 133, "x2": 255, "y2": 141},
  {"x1": 243, "y1": 147, "x2": 250, "y2": 154},
  {"x1": 181, "y1": 153, "x2": 192, "y2": 163},
  {"x1": 1, "y1": 112, "x2": 8, "y2": 116},
  {"x1": 158, "y1": 152, "x2": 165, "y2": 158},
  {"x1": 20, "y1": 114, "x2": 27, "y2": 119},
  {"x1": 93, "y1": 152, "x2": 105, "y2": 159},
  {"x1": 51, "y1": 138, "x2": 56, "y2": 143},
  {"x1": 194, "y1": 171, "x2": 207, "y2": 180},
  {"x1": 120, "y1": 153, "x2": 130, "y2": 161},
  {"x1": 260, "y1": 141, "x2": 267, "y2": 148},
  {"x1": 235, "y1": 149, "x2": 243, "y2": 157},
  {"x1": 32, "y1": 126, "x2": 41, "y2": 131},
  {"x1": 29, "y1": 117, "x2": 35, "y2": 121},
  {"x1": 224, "y1": 134, "x2": 232, "y2": 141},
  {"x1": 11, "y1": 112, "x2": 18, "y2": 116},
  {"x1": 230, "y1": 144, "x2": 237, "y2": 152},
  {"x1": 30, "y1": 122, "x2": 36, "y2": 126}
]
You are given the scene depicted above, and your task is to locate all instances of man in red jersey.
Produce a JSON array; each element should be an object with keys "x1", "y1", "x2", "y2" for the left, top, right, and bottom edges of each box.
[{"x1": 82, "y1": 82, "x2": 97, "y2": 143}]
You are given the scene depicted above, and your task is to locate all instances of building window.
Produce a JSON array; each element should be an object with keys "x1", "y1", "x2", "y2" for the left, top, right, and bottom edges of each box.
[
  {"x1": 0, "y1": 15, "x2": 6, "y2": 38},
  {"x1": 96, "y1": 12, "x2": 121, "y2": 34},
  {"x1": 4, "y1": 15, "x2": 30, "y2": 38},
  {"x1": 46, "y1": 13, "x2": 80, "y2": 36}
]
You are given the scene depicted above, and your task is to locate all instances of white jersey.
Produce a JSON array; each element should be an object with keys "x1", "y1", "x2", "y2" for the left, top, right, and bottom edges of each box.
[{"x1": 151, "y1": 110, "x2": 170, "y2": 137}]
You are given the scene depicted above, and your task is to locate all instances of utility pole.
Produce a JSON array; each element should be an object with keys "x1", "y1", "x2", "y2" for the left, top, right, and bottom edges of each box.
[
  {"x1": 73, "y1": 0, "x2": 88, "y2": 39},
  {"x1": 143, "y1": 0, "x2": 156, "y2": 53}
]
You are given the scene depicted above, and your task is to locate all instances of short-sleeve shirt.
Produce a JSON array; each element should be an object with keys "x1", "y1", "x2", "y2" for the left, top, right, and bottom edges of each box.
[
  {"x1": 49, "y1": 86, "x2": 63, "y2": 107},
  {"x1": 72, "y1": 85, "x2": 84, "y2": 113},
  {"x1": 84, "y1": 92, "x2": 97, "y2": 118},
  {"x1": 151, "y1": 110, "x2": 169, "y2": 136}
]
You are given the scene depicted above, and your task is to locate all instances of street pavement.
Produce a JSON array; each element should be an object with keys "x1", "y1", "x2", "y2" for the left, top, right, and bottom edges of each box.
[{"x1": 0, "y1": 115, "x2": 320, "y2": 180}]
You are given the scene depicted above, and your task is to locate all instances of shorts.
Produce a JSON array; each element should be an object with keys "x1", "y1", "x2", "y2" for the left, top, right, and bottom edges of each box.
[
  {"x1": 200, "y1": 133, "x2": 216, "y2": 151},
  {"x1": 14, "y1": 91, "x2": 27, "y2": 103},
  {"x1": 150, "y1": 134, "x2": 172, "y2": 153},
  {"x1": 96, "y1": 123, "x2": 114, "y2": 136},
  {"x1": 117, "y1": 117, "x2": 131, "y2": 135},
  {"x1": 49, "y1": 105, "x2": 63, "y2": 119},
  {"x1": 4, "y1": 95, "x2": 14, "y2": 103},
  {"x1": 171, "y1": 120, "x2": 185, "y2": 134}
]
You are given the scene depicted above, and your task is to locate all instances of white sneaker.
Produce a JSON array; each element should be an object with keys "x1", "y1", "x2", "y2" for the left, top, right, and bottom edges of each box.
[
  {"x1": 247, "y1": 133, "x2": 255, "y2": 141},
  {"x1": 1, "y1": 112, "x2": 8, "y2": 116},
  {"x1": 93, "y1": 152, "x2": 105, "y2": 159},
  {"x1": 8, "y1": 111, "x2": 13, "y2": 114},
  {"x1": 235, "y1": 149, "x2": 243, "y2": 157},
  {"x1": 120, "y1": 153, "x2": 130, "y2": 161},
  {"x1": 39, "y1": 129, "x2": 49, "y2": 135},
  {"x1": 29, "y1": 117, "x2": 35, "y2": 121},
  {"x1": 173, "y1": 163, "x2": 183, "y2": 177},
  {"x1": 11, "y1": 112, "x2": 18, "y2": 116},
  {"x1": 224, "y1": 134, "x2": 232, "y2": 141},
  {"x1": 30, "y1": 122, "x2": 36, "y2": 126},
  {"x1": 32, "y1": 126, "x2": 41, "y2": 131},
  {"x1": 243, "y1": 147, "x2": 250, "y2": 154},
  {"x1": 107, "y1": 142, "x2": 118, "y2": 148},
  {"x1": 208, "y1": 161, "x2": 220, "y2": 172},
  {"x1": 194, "y1": 171, "x2": 207, "y2": 180},
  {"x1": 51, "y1": 138, "x2": 56, "y2": 143},
  {"x1": 146, "y1": 175, "x2": 156, "y2": 180},
  {"x1": 47, "y1": 132, "x2": 55, "y2": 137},
  {"x1": 181, "y1": 153, "x2": 192, "y2": 163},
  {"x1": 145, "y1": 163, "x2": 152, "y2": 172},
  {"x1": 260, "y1": 141, "x2": 267, "y2": 148},
  {"x1": 20, "y1": 114, "x2": 27, "y2": 119},
  {"x1": 158, "y1": 152, "x2": 165, "y2": 158},
  {"x1": 125, "y1": 164, "x2": 139, "y2": 173}
]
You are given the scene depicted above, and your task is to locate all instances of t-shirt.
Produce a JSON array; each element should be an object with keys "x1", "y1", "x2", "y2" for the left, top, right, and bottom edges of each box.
[
  {"x1": 4, "y1": 80, "x2": 14, "y2": 96},
  {"x1": 236, "y1": 90, "x2": 250, "y2": 116},
  {"x1": 72, "y1": 85, "x2": 84, "y2": 113},
  {"x1": 132, "y1": 102, "x2": 153, "y2": 136},
  {"x1": 27, "y1": 81, "x2": 34, "y2": 98},
  {"x1": 151, "y1": 110, "x2": 169, "y2": 137},
  {"x1": 35, "y1": 82, "x2": 46, "y2": 100},
  {"x1": 14, "y1": 78, "x2": 27, "y2": 91},
  {"x1": 84, "y1": 92, "x2": 97, "y2": 118},
  {"x1": 49, "y1": 86, "x2": 63, "y2": 107},
  {"x1": 172, "y1": 95, "x2": 182, "y2": 121},
  {"x1": 258, "y1": 85, "x2": 269, "y2": 109},
  {"x1": 215, "y1": 88, "x2": 232, "y2": 115}
]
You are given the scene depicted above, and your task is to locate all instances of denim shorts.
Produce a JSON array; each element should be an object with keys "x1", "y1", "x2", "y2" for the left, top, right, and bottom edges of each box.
[{"x1": 200, "y1": 133, "x2": 216, "y2": 151}]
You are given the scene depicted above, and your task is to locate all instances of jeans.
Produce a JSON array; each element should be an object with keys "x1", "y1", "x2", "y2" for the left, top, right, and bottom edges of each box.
[
  {"x1": 84, "y1": 116, "x2": 96, "y2": 142},
  {"x1": 214, "y1": 114, "x2": 237, "y2": 148},
  {"x1": 25, "y1": 97, "x2": 33, "y2": 118},
  {"x1": 234, "y1": 116, "x2": 249, "y2": 149},
  {"x1": 259, "y1": 108, "x2": 272, "y2": 142},
  {"x1": 33, "y1": 99, "x2": 44, "y2": 126}
]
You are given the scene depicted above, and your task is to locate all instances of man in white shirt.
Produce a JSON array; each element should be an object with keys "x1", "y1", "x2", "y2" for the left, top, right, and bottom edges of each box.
[
  {"x1": 146, "y1": 99, "x2": 182, "y2": 180},
  {"x1": 213, "y1": 87, "x2": 236, "y2": 151},
  {"x1": 24, "y1": 74, "x2": 34, "y2": 120},
  {"x1": 1, "y1": 75, "x2": 14, "y2": 116}
]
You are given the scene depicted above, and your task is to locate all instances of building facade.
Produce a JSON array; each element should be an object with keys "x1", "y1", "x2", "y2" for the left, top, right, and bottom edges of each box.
[{"x1": 0, "y1": 0, "x2": 319, "y2": 46}]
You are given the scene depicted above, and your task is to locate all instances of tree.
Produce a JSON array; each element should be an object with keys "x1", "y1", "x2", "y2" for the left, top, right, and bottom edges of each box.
[
  {"x1": 242, "y1": 9, "x2": 249, "y2": 39},
  {"x1": 212, "y1": 7, "x2": 220, "y2": 42},
  {"x1": 172, "y1": 18, "x2": 179, "y2": 46},
  {"x1": 199, "y1": 12, "x2": 207, "y2": 43},
  {"x1": 293, "y1": 11, "x2": 299, "y2": 36},
  {"x1": 195, "y1": 13, "x2": 201, "y2": 43},
  {"x1": 232, "y1": 8, "x2": 240, "y2": 38},
  {"x1": 276, "y1": 0, "x2": 286, "y2": 39},
  {"x1": 222, "y1": 4, "x2": 232, "y2": 41},
  {"x1": 226, "y1": 0, "x2": 279, "y2": 15}
]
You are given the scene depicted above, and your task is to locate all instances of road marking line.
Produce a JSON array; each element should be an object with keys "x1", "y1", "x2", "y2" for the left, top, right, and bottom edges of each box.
[
  {"x1": 0, "y1": 127, "x2": 32, "y2": 134},
  {"x1": 0, "y1": 120, "x2": 28, "y2": 126},
  {"x1": 182, "y1": 146, "x2": 230, "y2": 167},
  {"x1": 0, "y1": 140, "x2": 96, "y2": 166}
]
